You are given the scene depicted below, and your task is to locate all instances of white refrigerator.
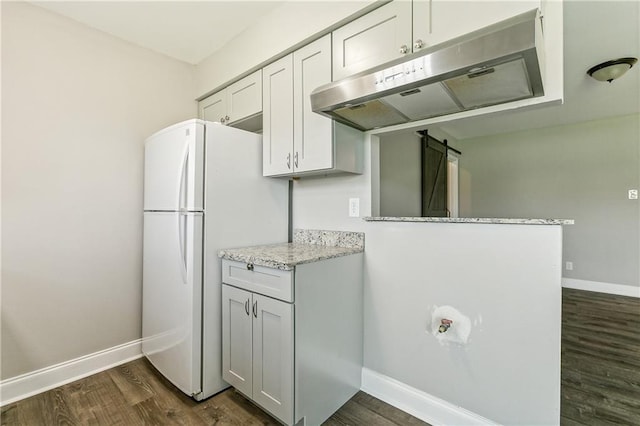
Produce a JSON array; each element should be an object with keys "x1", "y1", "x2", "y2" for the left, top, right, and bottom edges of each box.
[{"x1": 142, "y1": 119, "x2": 288, "y2": 400}]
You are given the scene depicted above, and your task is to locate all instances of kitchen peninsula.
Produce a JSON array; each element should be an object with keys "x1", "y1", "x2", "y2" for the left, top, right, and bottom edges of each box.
[{"x1": 356, "y1": 216, "x2": 572, "y2": 425}]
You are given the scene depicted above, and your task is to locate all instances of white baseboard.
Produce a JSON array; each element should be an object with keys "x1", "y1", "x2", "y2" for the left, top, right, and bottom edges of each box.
[
  {"x1": 562, "y1": 278, "x2": 640, "y2": 298},
  {"x1": 361, "y1": 367, "x2": 498, "y2": 425},
  {"x1": 0, "y1": 339, "x2": 143, "y2": 407}
]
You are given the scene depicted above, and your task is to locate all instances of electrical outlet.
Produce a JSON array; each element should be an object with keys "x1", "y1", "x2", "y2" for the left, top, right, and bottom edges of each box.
[
  {"x1": 629, "y1": 189, "x2": 638, "y2": 200},
  {"x1": 348, "y1": 198, "x2": 360, "y2": 217},
  {"x1": 565, "y1": 261, "x2": 573, "y2": 271}
]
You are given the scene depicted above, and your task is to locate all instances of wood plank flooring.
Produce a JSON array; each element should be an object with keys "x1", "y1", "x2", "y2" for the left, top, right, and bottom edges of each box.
[
  {"x1": 1, "y1": 357, "x2": 428, "y2": 425},
  {"x1": 3, "y1": 288, "x2": 638, "y2": 425},
  {"x1": 561, "y1": 288, "x2": 640, "y2": 425}
]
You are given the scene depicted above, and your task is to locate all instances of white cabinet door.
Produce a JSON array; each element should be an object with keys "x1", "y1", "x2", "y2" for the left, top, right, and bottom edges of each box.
[
  {"x1": 222, "y1": 284, "x2": 253, "y2": 398},
  {"x1": 332, "y1": 1, "x2": 411, "y2": 81},
  {"x1": 252, "y1": 294, "x2": 294, "y2": 426},
  {"x1": 293, "y1": 34, "x2": 333, "y2": 173},
  {"x1": 262, "y1": 38, "x2": 363, "y2": 178},
  {"x1": 199, "y1": 91, "x2": 226, "y2": 123},
  {"x1": 263, "y1": 55, "x2": 294, "y2": 176},
  {"x1": 413, "y1": 0, "x2": 540, "y2": 51},
  {"x1": 199, "y1": 71, "x2": 263, "y2": 127},
  {"x1": 226, "y1": 70, "x2": 262, "y2": 125},
  {"x1": 222, "y1": 284, "x2": 294, "y2": 424}
]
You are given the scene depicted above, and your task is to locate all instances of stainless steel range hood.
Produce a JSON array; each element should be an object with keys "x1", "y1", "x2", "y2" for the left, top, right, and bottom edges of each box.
[{"x1": 311, "y1": 9, "x2": 544, "y2": 131}]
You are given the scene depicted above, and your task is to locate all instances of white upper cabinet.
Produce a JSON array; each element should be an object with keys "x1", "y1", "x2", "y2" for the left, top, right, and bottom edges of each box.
[
  {"x1": 199, "y1": 91, "x2": 226, "y2": 124},
  {"x1": 413, "y1": 0, "x2": 541, "y2": 52},
  {"x1": 332, "y1": 1, "x2": 411, "y2": 81},
  {"x1": 226, "y1": 71, "x2": 262, "y2": 124},
  {"x1": 333, "y1": 0, "x2": 540, "y2": 80},
  {"x1": 264, "y1": 35, "x2": 363, "y2": 178},
  {"x1": 293, "y1": 35, "x2": 333, "y2": 172},
  {"x1": 198, "y1": 70, "x2": 262, "y2": 131},
  {"x1": 263, "y1": 55, "x2": 295, "y2": 177}
]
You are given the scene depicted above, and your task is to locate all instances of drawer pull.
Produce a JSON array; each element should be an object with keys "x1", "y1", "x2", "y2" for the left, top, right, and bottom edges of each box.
[{"x1": 246, "y1": 263, "x2": 254, "y2": 271}]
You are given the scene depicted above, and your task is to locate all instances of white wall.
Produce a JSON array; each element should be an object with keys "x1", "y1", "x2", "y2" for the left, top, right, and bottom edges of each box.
[
  {"x1": 455, "y1": 114, "x2": 640, "y2": 288},
  {"x1": 378, "y1": 132, "x2": 422, "y2": 217},
  {"x1": 1, "y1": 2, "x2": 196, "y2": 379}
]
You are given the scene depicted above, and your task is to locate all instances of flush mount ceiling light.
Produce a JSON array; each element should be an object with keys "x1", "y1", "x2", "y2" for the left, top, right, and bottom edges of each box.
[{"x1": 587, "y1": 57, "x2": 638, "y2": 82}]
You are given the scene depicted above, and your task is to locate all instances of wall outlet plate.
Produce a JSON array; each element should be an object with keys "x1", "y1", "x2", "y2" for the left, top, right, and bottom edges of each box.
[
  {"x1": 349, "y1": 198, "x2": 360, "y2": 217},
  {"x1": 629, "y1": 189, "x2": 638, "y2": 200}
]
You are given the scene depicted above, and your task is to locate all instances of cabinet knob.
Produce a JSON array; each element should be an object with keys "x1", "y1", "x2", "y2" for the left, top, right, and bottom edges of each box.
[
  {"x1": 220, "y1": 117, "x2": 226, "y2": 124},
  {"x1": 413, "y1": 39, "x2": 424, "y2": 50},
  {"x1": 246, "y1": 263, "x2": 254, "y2": 271},
  {"x1": 399, "y1": 44, "x2": 409, "y2": 54},
  {"x1": 225, "y1": 115, "x2": 230, "y2": 121}
]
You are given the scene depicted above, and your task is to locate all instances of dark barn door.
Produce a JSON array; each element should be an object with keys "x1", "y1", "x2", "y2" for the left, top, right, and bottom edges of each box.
[{"x1": 421, "y1": 132, "x2": 448, "y2": 217}]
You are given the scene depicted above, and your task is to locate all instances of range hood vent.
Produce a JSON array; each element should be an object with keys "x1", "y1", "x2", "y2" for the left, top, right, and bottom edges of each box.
[{"x1": 311, "y1": 9, "x2": 544, "y2": 131}]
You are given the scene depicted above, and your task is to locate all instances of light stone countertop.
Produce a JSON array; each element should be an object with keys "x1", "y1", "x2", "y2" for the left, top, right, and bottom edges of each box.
[
  {"x1": 217, "y1": 229, "x2": 364, "y2": 271},
  {"x1": 363, "y1": 217, "x2": 574, "y2": 225}
]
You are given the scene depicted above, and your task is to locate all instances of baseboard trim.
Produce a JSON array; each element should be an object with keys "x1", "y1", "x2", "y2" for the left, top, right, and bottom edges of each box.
[
  {"x1": 361, "y1": 367, "x2": 498, "y2": 425},
  {"x1": 0, "y1": 339, "x2": 143, "y2": 407},
  {"x1": 562, "y1": 278, "x2": 640, "y2": 298}
]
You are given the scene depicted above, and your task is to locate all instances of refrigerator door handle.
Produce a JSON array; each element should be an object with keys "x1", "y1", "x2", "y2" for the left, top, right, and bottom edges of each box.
[
  {"x1": 178, "y1": 212, "x2": 188, "y2": 285},
  {"x1": 178, "y1": 144, "x2": 190, "y2": 210}
]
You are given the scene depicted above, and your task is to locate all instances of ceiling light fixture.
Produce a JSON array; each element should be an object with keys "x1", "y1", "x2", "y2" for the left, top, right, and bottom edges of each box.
[{"x1": 587, "y1": 57, "x2": 638, "y2": 82}]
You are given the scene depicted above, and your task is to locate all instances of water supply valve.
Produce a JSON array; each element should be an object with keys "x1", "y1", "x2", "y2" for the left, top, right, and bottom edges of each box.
[{"x1": 438, "y1": 318, "x2": 453, "y2": 333}]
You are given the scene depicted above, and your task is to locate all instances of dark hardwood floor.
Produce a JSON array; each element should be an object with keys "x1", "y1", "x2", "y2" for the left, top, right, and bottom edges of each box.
[
  {"x1": 561, "y1": 288, "x2": 640, "y2": 425},
  {"x1": 3, "y1": 288, "x2": 638, "y2": 425},
  {"x1": 1, "y1": 357, "x2": 427, "y2": 425}
]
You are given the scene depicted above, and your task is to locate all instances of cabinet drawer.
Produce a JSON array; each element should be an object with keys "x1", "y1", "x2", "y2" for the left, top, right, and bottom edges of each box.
[{"x1": 222, "y1": 259, "x2": 293, "y2": 302}]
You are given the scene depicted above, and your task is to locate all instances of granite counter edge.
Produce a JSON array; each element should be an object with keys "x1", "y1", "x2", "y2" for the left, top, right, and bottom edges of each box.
[
  {"x1": 218, "y1": 245, "x2": 364, "y2": 271},
  {"x1": 363, "y1": 217, "x2": 574, "y2": 225}
]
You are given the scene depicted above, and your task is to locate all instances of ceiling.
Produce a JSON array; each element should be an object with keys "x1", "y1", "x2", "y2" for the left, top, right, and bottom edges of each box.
[
  {"x1": 31, "y1": 1, "x2": 285, "y2": 64},
  {"x1": 30, "y1": 1, "x2": 640, "y2": 139}
]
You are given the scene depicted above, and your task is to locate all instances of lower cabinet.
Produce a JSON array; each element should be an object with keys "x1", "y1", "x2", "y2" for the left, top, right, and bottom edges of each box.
[
  {"x1": 221, "y1": 255, "x2": 363, "y2": 426},
  {"x1": 222, "y1": 284, "x2": 294, "y2": 425}
]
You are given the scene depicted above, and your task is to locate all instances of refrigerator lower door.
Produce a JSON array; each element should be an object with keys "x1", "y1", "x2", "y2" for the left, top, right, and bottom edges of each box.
[{"x1": 142, "y1": 211, "x2": 203, "y2": 396}]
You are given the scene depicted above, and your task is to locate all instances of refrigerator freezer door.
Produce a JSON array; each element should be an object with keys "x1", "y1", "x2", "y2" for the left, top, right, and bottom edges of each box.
[
  {"x1": 144, "y1": 120, "x2": 204, "y2": 212},
  {"x1": 142, "y1": 211, "x2": 203, "y2": 396}
]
